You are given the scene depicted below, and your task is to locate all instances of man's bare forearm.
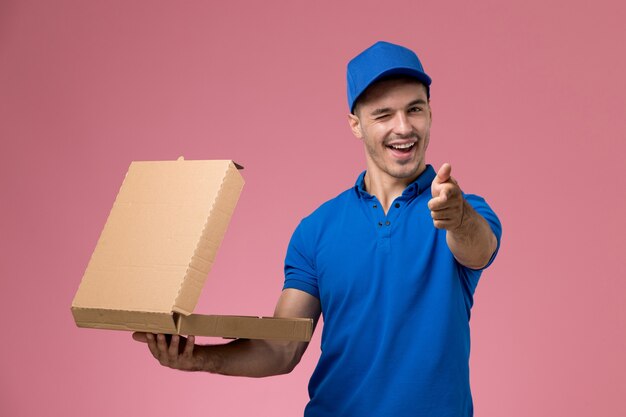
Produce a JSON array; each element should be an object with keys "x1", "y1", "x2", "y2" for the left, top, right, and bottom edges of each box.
[
  {"x1": 446, "y1": 201, "x2": 497, "y2": 269},
  {"x1": 195, "y1": 338, "x2": 307, "y2": 377}
]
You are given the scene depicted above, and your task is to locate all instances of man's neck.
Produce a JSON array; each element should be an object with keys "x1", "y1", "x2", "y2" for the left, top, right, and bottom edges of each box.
[{"x1": 363, "y1": 166, "x2": 424, "y2": 214}]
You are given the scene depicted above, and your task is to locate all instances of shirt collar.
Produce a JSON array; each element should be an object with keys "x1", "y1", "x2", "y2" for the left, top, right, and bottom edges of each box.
[{"x1": 354, "y1": 165, "x2": 436, "y2": 200}]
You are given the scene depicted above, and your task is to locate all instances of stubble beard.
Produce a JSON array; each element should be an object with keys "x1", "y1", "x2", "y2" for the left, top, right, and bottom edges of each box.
[{"x1": 364, "y1": 135, "x2": 427, "y2": 181}]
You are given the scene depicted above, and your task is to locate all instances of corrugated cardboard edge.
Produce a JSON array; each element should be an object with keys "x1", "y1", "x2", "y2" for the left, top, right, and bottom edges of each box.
[
  {"x1": 177, "y1": 315, "x2": 314, "y2": 341},
  {"x1": 73, "y1": 309, "x2": 178, "y2": 334},
  {"x1": 172, "y1": 160, "x2": 245, "y2": 315}
]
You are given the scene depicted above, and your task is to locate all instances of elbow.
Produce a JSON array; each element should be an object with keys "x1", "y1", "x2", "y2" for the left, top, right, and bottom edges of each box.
[
  {"x1": 453, "y1": 234, "x2": 498, "y2": 270},
  {"x1": 277, "y1": 362, "x2": 297, "y2": 375},
  {"x1": 470, "y1": 232, "x2": 498, "y2": 270},
  {"x1": 480, "y1": 231, "x2": 498, "y2": 268},
  {"x1": 270, "y1": 341, "x2": 306, "y2": 375}
]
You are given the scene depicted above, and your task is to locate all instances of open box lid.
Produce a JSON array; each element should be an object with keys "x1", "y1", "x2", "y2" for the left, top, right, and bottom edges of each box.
[{"x1": 71, "y1": 158, "x2": 312, "y2": 341}]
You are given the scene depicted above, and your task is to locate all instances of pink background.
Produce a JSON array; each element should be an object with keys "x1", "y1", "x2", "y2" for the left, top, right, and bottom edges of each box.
[{"x1": 1, "y1": 0, "x2": 624, "y2": 416}]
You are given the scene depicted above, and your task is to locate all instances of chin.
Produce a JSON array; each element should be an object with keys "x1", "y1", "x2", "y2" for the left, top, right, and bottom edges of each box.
[
  {"x1": 389, "y1": 167, "x2": 419, "y2": 180},
  {"x1": 389, "y1": 161, "x2": 423, "y2": 179}
]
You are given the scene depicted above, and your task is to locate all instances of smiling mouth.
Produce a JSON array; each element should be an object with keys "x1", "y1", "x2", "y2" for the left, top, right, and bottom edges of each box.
[{"x1": 387, "y1": 142, "x2": 416, "y2": 153}]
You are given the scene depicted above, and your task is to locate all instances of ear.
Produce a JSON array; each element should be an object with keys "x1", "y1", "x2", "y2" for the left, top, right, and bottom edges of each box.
[{"x1": 348, "y1": 113, "x2": 363, "y2": 139}]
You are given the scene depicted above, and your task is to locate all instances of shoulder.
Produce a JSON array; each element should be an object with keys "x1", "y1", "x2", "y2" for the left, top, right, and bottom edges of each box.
[
  {"x1": 286, "y1": 187, "x2": 355, "y2": 259},
  {"x1": 288, "y1": 187, "x2": 357, "y2": 247},
  {"x1": 301, "y1": 187, "x2": 356, "y2": 225}
]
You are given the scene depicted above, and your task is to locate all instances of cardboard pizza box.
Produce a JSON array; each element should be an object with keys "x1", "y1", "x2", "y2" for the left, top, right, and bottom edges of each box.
[{"x1": 71, "y1": 158, "x2": 313, "y2": 342}]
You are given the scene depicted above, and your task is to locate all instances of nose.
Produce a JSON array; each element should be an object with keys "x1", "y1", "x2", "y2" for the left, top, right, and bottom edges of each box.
[{"x1": 391, "y1": 112, "x2": 413, "y2": 136}]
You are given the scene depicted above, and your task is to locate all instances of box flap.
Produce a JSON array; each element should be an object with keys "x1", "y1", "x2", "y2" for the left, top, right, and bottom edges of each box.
[
  {"x1": 172, "y1": 160, "x2": 244, "y2": 315},
  {"x1": 72, "y1": 159, "x2": 244, "y2": 316}
]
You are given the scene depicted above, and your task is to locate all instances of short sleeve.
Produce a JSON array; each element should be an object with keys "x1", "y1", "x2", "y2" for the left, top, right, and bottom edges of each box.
[{"x1": 283, "y1": 219, "x2": 320, "y2": 299}]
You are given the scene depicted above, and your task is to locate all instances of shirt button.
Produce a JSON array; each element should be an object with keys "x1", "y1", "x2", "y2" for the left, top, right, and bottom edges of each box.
[
  {"x1": 394, "y1": 203, "x2": 400, "y2": 208},
  {"x1": 373, "y1": 205, "x2": 378, "y2": 209},
  {"x1": 385, "y1": 221, "x2": 391, "y2": 226},
  {"x1": 378, "y1": 221, "x2": 383, "y2": 227}
]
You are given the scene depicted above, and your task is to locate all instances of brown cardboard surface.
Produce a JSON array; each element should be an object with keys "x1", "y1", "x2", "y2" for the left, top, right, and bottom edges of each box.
[
  {"x1": 72, "y1": 158, "x2": 313, "y2": 341},
  {"x1": 178, "y1": 315, "x2": 313, "y2": 341}
]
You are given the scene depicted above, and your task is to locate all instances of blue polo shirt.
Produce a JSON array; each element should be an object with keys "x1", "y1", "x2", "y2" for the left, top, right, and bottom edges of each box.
[{"x1": 284, "y1": 165, "x2": 502, "y2": 417}]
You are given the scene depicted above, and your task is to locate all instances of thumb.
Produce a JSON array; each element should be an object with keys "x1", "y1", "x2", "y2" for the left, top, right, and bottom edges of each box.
[
  {"x1": 132, "y1": 332, "x2": 149, "y2": 343},
  {"x1": 431, "y1": 163, "x2": 451, "y2": 197},
  {"x1": 435, "y1": 163, "x2": 452, "y2": 184}
]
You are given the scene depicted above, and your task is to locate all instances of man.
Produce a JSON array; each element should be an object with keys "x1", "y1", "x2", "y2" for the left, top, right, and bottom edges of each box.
[{"x1": 134, "y1": 41, "x2": 502, "y2": 416}]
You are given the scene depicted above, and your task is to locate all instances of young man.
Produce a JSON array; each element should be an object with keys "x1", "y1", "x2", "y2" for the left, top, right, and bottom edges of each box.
[{"x1": 134, "y1": 41, "x2": 502, "y2": 417}]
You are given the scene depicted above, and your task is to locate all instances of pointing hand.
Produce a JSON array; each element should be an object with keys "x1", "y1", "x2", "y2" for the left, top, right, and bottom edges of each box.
[{"x1": 427, "y1": 163, "x2": 465, "y2": 230}]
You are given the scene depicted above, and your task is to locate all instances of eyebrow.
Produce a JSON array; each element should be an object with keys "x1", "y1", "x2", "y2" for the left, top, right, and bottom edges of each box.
[
  {"x1": 407, "y1": 99, "x2": 428, "y2": 108},
  {"x1": 369, "y1": 99, "x2": 428, "y2": 116}
]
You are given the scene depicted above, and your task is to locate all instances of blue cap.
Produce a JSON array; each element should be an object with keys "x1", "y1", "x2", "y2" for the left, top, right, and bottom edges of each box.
[{"x1": 347, "y1": 41, "x2": 432, "y2": 113}]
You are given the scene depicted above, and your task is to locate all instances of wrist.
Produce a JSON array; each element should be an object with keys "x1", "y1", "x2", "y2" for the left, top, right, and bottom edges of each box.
[
  {"x1": 450, "y1": 200, "x2": 471, "y2": 234},
  {"x1": 194, "y1": 346, "x2": 219, "y2": 373}
]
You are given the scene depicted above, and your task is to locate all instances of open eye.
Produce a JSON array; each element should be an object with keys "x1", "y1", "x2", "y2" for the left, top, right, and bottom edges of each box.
[{"x1": 408, "y1": 106, "x2": 421, "y2": 113}]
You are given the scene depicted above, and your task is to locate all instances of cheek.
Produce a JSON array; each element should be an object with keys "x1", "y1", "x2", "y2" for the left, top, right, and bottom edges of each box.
[
  {"x1": 365, "y1": 125, "x2": 387, "y2": 142},
  {"x1": 420, "y1": 125, "x2": 430, "y2": 147}
]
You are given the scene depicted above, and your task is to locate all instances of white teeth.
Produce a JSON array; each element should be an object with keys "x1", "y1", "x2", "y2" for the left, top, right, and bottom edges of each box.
[{"x1": 390, "y1": 143, "x2": 414, "y2": 149}]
